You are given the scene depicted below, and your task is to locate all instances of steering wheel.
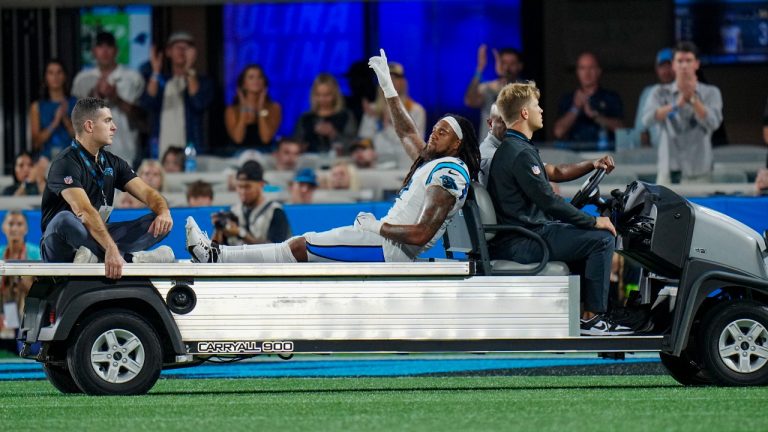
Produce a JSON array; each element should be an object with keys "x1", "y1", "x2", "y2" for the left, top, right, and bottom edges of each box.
[{"x1": 570, "y1": 168, "x2": 606, "y2": 209}]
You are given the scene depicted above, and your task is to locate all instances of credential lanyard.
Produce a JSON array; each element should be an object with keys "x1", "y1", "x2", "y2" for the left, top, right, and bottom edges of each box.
[{"x1": 72, "y1": 141, "x2": 108, "y2": 206}]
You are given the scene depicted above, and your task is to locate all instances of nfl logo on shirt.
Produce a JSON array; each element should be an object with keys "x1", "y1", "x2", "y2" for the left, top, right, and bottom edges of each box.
[
  {"x1": 531, "y1": 165, "x2": 541, "y2": 175},
  {"x1": 64, "y1": 176, "x2": 73, "y2": 185}
]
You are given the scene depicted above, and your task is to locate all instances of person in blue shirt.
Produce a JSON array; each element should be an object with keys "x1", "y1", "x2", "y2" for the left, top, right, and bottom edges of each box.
[
  {"x1": 0, "y1": 210, "x2": 41, "y2": 261},
  {"x1": 28, "y1": 59, "x2": 77, "y2": 160},
  {"x1": 0, "y1": 210, "x2": 40, "y2": 344}
]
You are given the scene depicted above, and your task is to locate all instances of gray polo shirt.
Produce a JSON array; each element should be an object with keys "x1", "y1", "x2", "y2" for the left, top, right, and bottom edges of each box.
[
  {"x1": 634, "y1": 84, "x2": 662, "y2": 148},
  {"x1": 478, "y1": 132, "x2": 502, "y2": 186},
  {"x1": 641, "y1": 82, "x2": 723, "y2": 181}
]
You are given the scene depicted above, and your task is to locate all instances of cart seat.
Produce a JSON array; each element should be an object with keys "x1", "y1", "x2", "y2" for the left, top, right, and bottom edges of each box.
[{"x1": 444, "y1": 182, "x2": 569, "y2": 276}]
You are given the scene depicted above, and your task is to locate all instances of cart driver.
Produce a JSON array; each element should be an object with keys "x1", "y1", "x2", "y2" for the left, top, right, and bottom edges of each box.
[
  {"x1": 186, "y1": 49, "x2": 481, "y2": 263},
  {"x1": 487, "y1": 82, "x2": 631, "y2": 336},
  {"x1": 40, "y1": 97, "x2": 174, "y2": 279}
]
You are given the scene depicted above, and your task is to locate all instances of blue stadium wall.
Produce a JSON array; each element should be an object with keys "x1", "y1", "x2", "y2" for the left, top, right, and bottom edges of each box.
[{"x1": 3, "y1": 196, "x2": 767, "y2": 260}]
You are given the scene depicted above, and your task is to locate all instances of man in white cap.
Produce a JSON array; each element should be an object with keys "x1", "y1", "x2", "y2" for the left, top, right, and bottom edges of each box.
[
  {"x1": 72, "y1": 31, "x2": 145, "y2": 166},
  {"x1": 142, "y1": 31, "x2": 214, "y2": 157},
  {"x1": 185, "y1": 49, "x2": 480, "y2": 264}
]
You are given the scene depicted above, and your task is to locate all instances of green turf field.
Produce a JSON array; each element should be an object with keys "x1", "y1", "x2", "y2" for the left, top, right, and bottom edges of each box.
[{"x1": 1, "y1": 376, "x2": 766, "y2": 431}]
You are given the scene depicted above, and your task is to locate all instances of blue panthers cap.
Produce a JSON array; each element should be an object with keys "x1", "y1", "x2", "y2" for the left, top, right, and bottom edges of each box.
[
  {"x1": 656, "y1": 48, "x2": 673, "y2": 65},
  {"x1": 293, "y1": 167, "x2": 317, "y2": 186}
]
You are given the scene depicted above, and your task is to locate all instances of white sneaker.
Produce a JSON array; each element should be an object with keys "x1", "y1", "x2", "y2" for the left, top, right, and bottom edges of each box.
[
  {"x1": 132, "y1": 246, "x2": 176, "y2": 263},
  {"x1": 185, "y1": 216, "x2": 218, "y2": 263},
  {"x1": 73, "y1": 246, "x2": 99, "y2": 263}
]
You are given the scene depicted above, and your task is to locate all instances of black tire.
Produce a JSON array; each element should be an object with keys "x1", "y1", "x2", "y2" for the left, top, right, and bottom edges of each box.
[
  {"x1": 699, "y1": 301, "x2": 768, "y2": 386},
  {"x1": 43, "y1": 363, "x2": 83, "y2": 394},
  {"x1": 659, "y1": 351, "x2": 711, "y2": 386},
  {"x1": 67, "y1": 310, "x2": 163, "y2": 395}
]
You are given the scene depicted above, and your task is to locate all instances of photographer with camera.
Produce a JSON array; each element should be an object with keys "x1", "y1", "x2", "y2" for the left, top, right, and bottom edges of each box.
[{"x1": 212, "y1": 160, "x2": 290, "y2": 246}]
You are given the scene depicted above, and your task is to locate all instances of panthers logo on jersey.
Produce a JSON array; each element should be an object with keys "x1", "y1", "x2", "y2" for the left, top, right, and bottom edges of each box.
[{"x1": 440, "y1": 175, "x2": 458, "y2": 191}]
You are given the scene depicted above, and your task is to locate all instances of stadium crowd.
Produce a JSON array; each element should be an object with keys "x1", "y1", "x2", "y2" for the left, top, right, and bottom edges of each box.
[
  {"x1": 1, "y1": 28, "x2": 768, "y2": 345},
  {"x1": 11, "y1": 32, "x2": 768, "y2": 199}
]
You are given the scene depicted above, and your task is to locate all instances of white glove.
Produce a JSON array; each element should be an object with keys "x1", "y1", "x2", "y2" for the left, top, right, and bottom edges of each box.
[
  {"x1": 354, "y1": 212, "x2": 384, "y2": 234},
  {"x1": 368, "y1": 48, "x2": 398, "y2": 98}
]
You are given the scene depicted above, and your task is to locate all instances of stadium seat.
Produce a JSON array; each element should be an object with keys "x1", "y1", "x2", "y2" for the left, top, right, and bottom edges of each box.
[
  {"x1": 713, "y1": 145, "x2": 766, "y2": 163},
  {"x1": 0, "y1": 195, "x2": 41, "y2": 210},
  {"x1": 197, "y1": 155, "x2": 237, "y2": 172},
  {"x1": 444, "y1": 182, "x2": 569, "y2": 276},
  {"x1": 556, "y1": 169, "x2": 636, "y2": 189},
  {"x1": 0, "y1": 175, "x2": 14, "y2": 190},
  {"x1": 164, "y1": 172, "x2": 229, "y2": 193},
  {"x1": 538, "y1": 148, "x2": 584, "y2": 165},
  {"x1": 603, "y1": 167, "x2": 638, "y2": 187},
  {"x1": 612, "y1": 147, "x2": 657, "y2": 165},
  {"x1": 711, "y1": 166, "x2": 748, "y2": 183}
]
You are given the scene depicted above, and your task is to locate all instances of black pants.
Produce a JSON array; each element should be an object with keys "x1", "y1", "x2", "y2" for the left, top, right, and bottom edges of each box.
[
  {"x1": 41, "y1": 211, "x2": 166, "y2": 262},
  {"x1": 489, "y1": 223, "x2": 614, "y2": 313}
]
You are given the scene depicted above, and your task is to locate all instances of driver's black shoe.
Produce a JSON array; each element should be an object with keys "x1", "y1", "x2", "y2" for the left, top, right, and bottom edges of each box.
[
  {"x1": 609, "y1": 305, "x2": 653, "y2": 332},
  {"x1": 580, "y1": 314, "x2": 634, "y2": 336}
]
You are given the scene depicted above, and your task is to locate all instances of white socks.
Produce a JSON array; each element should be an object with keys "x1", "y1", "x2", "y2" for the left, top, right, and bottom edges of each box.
[{"x1": 218, "y1": 241, "x2": 297, "y2": 263}]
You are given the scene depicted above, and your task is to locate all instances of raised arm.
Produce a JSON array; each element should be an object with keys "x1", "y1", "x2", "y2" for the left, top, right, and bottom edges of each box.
[
  {"x1": 258, "y1": 100, "x2": 281, "y2": 145},
  {"x1": 146, "y1": 45, "x2": 163, "y2": 98},
  {"x1": 553, "y1": 94, "x2": 583, "y2": 140},
  {"x1": 225, "y1": 105, "x2": 248, "y2": 145},
  {"x1": 464, "y1": 44, "x2": 488, "y2": 108},
  {"x1": 369, "y1": 49, "x2": 426, "y2": 161},
  {"x1": 29, "y1": 101, "x2": 66, "y2": 152},
  {"x1": 385, "y1": 96, "x2": 425, "y2": 161}
]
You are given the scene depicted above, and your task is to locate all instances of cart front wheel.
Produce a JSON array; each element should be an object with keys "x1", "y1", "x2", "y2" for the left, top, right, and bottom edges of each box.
[{"x1": 700, "y1": 301, "x2": 768, "y2": 386}]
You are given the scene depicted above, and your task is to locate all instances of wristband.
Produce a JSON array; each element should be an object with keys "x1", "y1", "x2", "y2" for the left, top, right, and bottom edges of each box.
[
  {"x1": 474, "y1": 71, "x2": 482, "y2": 80},
  {"x1": 569, "y1": 106, "x2": 579, "y2": 115},
  {"x1": 150, "y1": 72, "x2": 161, "y2": 81},
  {"x1": 667, "y1": 106, "x2": 678, "y2": 119},
  {"x1": 240, "y1": 107, "x2": 255, "y2": 113},
  {"x1": 381, "y1": 83, "x2": 398, "y2": 99}
]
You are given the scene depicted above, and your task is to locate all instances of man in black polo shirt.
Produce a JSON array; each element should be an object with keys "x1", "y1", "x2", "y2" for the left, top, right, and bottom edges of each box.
[
  {"x1": 487, "y1": 82, "x2": 631, "y2": 335},
  {"x1": 41, "y1": 97, "x2": 174, "y2": 279},
  {"x1": 553, "y1": 52, "x2": 624, "y2": 149}
]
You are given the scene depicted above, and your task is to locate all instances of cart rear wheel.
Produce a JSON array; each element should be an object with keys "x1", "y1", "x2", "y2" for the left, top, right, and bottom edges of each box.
[
  {"x1": 42, "y1": 363, "x2": 82, "y2": 394},
  {"x1": 67, "y1": 310, "x2": 162, "y2": 395}
]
